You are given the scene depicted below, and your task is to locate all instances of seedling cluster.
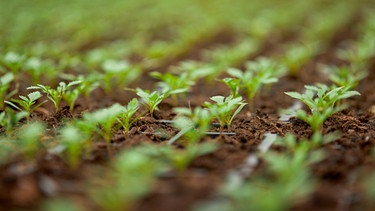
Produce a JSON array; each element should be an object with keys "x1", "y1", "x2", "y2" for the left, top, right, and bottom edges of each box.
[{"x1": 0, "y1": 0, "x2": 374, "y2": 210}]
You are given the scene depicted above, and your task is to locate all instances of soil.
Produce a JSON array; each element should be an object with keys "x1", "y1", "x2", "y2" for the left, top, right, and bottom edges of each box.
[{"x1": 1, "y1": 11, "x2": 375, "y2": 211}]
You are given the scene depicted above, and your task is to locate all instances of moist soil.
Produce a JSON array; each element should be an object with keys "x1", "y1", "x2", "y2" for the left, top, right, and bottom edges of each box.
[{"x1": 1, "y1": 16, "x2": 375, "y2": 211}]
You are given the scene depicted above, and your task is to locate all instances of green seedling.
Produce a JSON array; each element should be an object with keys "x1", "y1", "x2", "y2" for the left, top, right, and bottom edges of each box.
[
  {"x1": 221, "y1": 78, "x2": 241, "y2": 98},
  {"x1": 91, "y1": 146, "x2": 163, "y2": 211},
  {"x1": 5, "y1": 91, "x2": 46, "y2": 123},
  {"x1": 337, "y1": 35, "x2": 375, "y2": 66},
  {"x1": 150, "y1": 71, "x2": 195, "y2": 104},
  {"x1": 0, "y1": 73, "x2": 17, "y2": 109},
  {"x1": 158, "y1": 142, "x2": 218, "y2": 172},
  {"x1": 282, "y1": 42, "x2": 319, "y2": 76},
  {"x1": 285, "y1": 84, "x2": 360, "y2": 113},
  {"x1": 205, "y1": 134, "x2": 322, "y2": 211},
  {"x1": 101, "y1": 59, "x2": 140, "y2": 93},
  {"x1": 321, "y1": 65, "x2": 367, "y2": 89},
  {"x1": 203, "y1": 95, "x2": 246, "y2": 131},
  {"x1": 285, "y1": 84, "x2": 360, "y2": 132},
  {"x1": 117, "y1": 98, "x2": 141, "y2": 135},
  {"x1": 59, "y1": 125, "x2": 88, "y2": 169},
  {"x1": 17, "y1": 122, "x2": 45, "y2": 159},
  {"x1": 83, "y1": 103, "x2": 123, "y2": 149},
  {"x1": 135, "y1": 88, "x2": 170, "y2": 116},
  {"x1": 24, "y1": 57, "x2": 57, "y2": 84},
  {"x1": 60, "y1": 73, "x2": 100, "y2": 98},
  {"x1": 0, "y1": 108, "x2": 28, "y2": 134},
  {"x1": 28, "y1": 80, "x2": 82, "y2": 112},
  {"x1": 170, "y1": 107, "x2": 213, "y2": 144},
  {"x1": 226, "y1": 58, "x2": 281, "y2": 109},
  {"x1": 0, "y1": 52, "x2": 26, "y2": 76}
]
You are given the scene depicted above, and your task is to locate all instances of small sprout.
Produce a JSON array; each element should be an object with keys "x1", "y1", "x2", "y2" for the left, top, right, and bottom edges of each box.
[
  {"x1": 83, "y1": 103, "x2": 123, "y2": 149},
  {"x1": 59, "y1": 126, "x2": 87, "y2": 168},
  {"x1": 170, "y1": 107, "x2": 213, "y2": 144},
  {"x1": 226, "y1": 57, "x2": 281, "y2": 109},
  {"x1": 0, "y1": 52, "x2": 26, "y2": 75},
  {"x1": 101, "y1": 59, "x2": 140, "y2": 92},
  {"x1": 135, "y1": 88, "x2": 170, "y2": 116},
  {"x1": 24, "y1": 57, "x2": 56, "y2": 84},
  {"x1": 17, "y1": 122, "x2": 45, "y2": 159},
  {"x1": 282, "y1": 42, "x2": 319, "y2": 76},
  {"x1": 150, "y1": 71, "x2": 195, "y2": 104},
  {"x1": 91, "y1": 146, "x2": 162, "y2": 211},
  {"x1": 28, "y1": 80, "x2": 82, "y2": 112},
  {"x1": 158, "y1": 142, "x2": 218, "y2": 172},
  {"x1": 203, "y1": 95, "x2": 246, "y2": 131},
  {"x1": 5, "y1": 91, "x2": 47, "y2": 123},
  {"x1": 221, "y1": 78, "x2": 241, "y2": 98},
  {"x1": 320, "y1": 65, "x2": 367, "y2": 89},
  {"x1": 285, "y1": 84, "x2": 360, "y2": 132},
  {"x1": 0, "y1": 108, "x2": 28, "y2": 134},
  {"x1": 117, "y1": 98, "x2": 140, "y2": 135},
  {"x1": 0, "y1": 72, "x2": 17, "y2": 109}
]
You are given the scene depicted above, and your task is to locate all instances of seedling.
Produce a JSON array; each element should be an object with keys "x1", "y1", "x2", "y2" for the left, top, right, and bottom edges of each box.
[
  {"x1": 5, "y1": 91, "x2": 47, "y2": 123},
  {"x1": 134, "y1": 88, "x2": 170, "y2": 116},
  {"x1": 320, "y1": 65, "x2": 367, "y2": 89},
  {"x1": 226, "y1": 58, "x2": 281, "y2": 109},
  {"x1": 285, "y1": 84, "x2": 359, "y2": 113},
  {"x1": 282, "y1": 42, "x2": 319, "y2": 76},
  {"x1": 116, "y1": 98, "x2": 141, "y2": 135},
  {"x1": 157, "y1": 142, "x2": 218, "y2": 172},
  {"x1": 24, "y1": 57, "x2": 57, "y2": 84},
  {"x1": 28, "y1": 80, "x2": 82, "y2": 112},
  {"x1": 0, "y1": 72, "x2": 17, "y2": 109},
  {"x1": 285, "y1": 84, "x2": 360, "y2": 132},
  {"x1": 170, "y1": 107, "x2": 213, "y2": 144},
  {"x1": 59, "y1": 125, "x2": 88, "y2": 168},
  {"x1": 101, "y1": 59, "x2": 140, "y2": 93},
  {"x1": 150, "y1": 71, "x2": 195, "y2": 104},
  {"x1": 221, "y1": 78, "x2": 241, "y2": 98},
  {"x1": 91, "y1": 146, "x2": 163, "y2": 211},
  {"x1": 0, "y1": 52, "x2": 26, "y2": 76},
  {"x1": 210, "y1": 134, "x2": 323, "y2": 211},
  {"x1": 0, "y1": 108, "x2": 28, "y2": 134},
  {"x1": 17, "y1": 122, "x2": 46, "y2": 159},
  {"x1": 203, "y1": 95, "x2": 246, "y2": 131},
  {"x1": 83, "y1": 103, "x2": 123, "y2": 149}
]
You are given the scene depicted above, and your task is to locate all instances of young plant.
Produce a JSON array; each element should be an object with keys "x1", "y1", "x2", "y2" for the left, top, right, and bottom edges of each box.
[
  {"x1": 135, "y1": 88, "x2": 170, "y2": 116},
  {"x1": 5, "y1": 91, "x2": 46, "y2": 123},
  {"x1": 320, "y1": 65, "x2": 367, "y2": 89},
  {"x1": 59, "y1": 125, "x2": 88, "y2": 168},
  {"x1": 285, "y1": 84, "x2": 360, "y2": 132},
  {"x1": 281, "y1": 42, "x2": 319, "y2": 76},
  {"x1": 201, "y1": 135, "x2": 322, "y2": 211},
  {"x1": 17, "y1": 122, "x2": 46, "y2": 159},
  {"x1": 221, "y1": 77, "x2": 241, "y2": 98},
  {"x1": 0, "y1": 108, "x2": 27, "y2": 133},
  {"x1": 83, "y1": 103, "x2": 123, "y2": 149},
  {"x1": 0, "y1": 52, "x2": 26, "y2": 76},
  {"x1": 116, "y1": 98, "x2": 140, "y2": 135},
  {"x1": 90, "y1": 146, "x2": 163, "y2": 211},
  {"x1": 203, "y1": 95, "x2": 246, "y2": 131},
  {"x1": 101, "y1": 59, "x2": 140, "y2": 93},
  {"x1": 0, "y1": 72, "x2": 17, "y2": 109},
  {"x1": 170, "y1": 107, "x2": 213, "y2": 144},
  {"x1": 152, "y1": 142, "x2": 218, "y2": 172},
  {"x1": 226, "y1": 58, "x2": 281, "y2": 109},
  {"x1": 28, "y1": 80, "x2": 82, "y2": 112},
  {"x1": 150, "y1": 71, "x2": 195, "y2": 104},
  {"x1": 24, "y1": 57, "x2": 57, "y2": 84}
]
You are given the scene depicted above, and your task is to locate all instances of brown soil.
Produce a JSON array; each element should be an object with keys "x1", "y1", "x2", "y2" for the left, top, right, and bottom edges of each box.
[{"x1": 1, "y1": 11, "x2": 375, "y2": 211}]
